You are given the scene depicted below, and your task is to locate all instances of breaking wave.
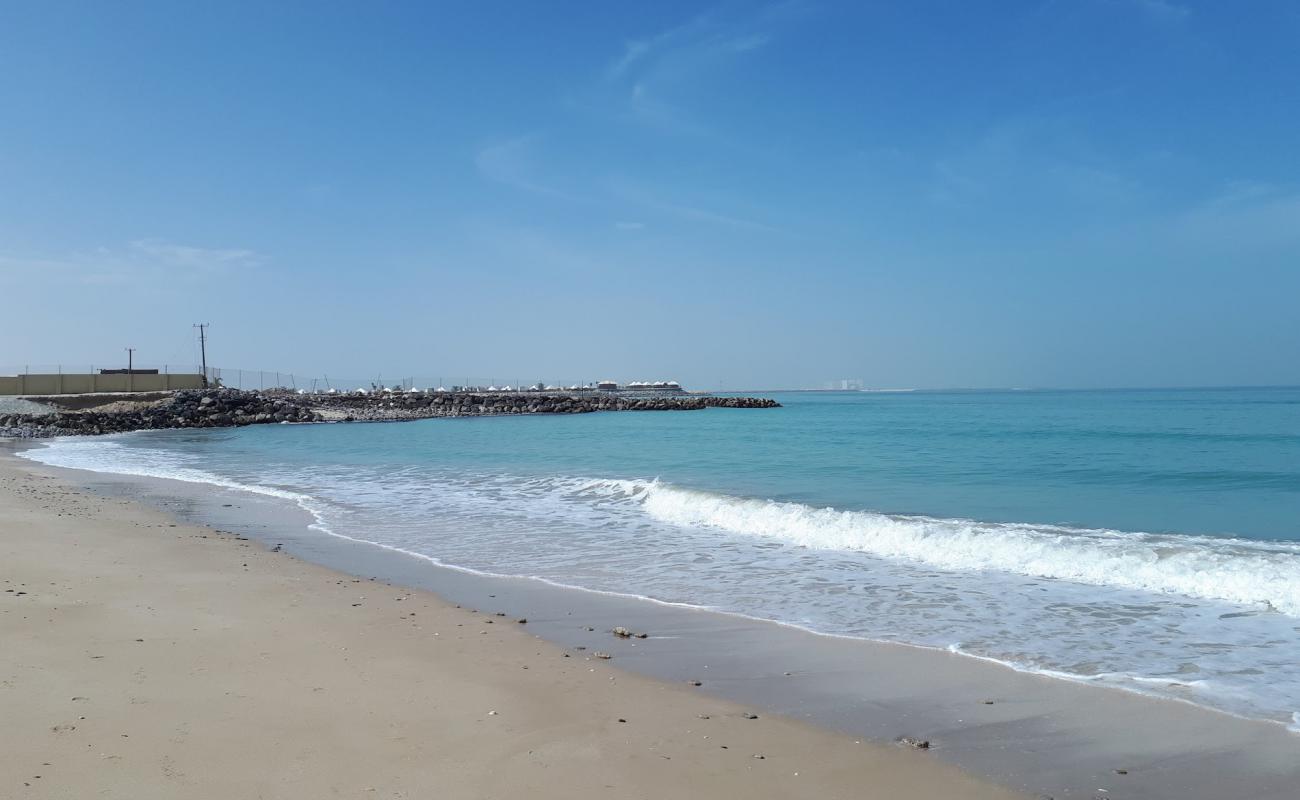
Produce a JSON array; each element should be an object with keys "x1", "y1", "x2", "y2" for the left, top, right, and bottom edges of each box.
[{"x1": 574, "y1": 478, "x2": 1300, "y2": 616}]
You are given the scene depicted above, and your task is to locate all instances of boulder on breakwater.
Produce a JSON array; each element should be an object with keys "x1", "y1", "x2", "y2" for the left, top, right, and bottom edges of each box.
[{"x1": 0, "y1": 388, "x2": 321, "y2": 438}]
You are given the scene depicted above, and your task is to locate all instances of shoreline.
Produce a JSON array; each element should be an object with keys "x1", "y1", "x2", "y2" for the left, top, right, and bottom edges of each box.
[
  {"x1": 0, "y1": 449, "x2": 1018, "y2": 799},
  {"x1": 7, "y1": 442, "x2": 1300, "y2": 798}
]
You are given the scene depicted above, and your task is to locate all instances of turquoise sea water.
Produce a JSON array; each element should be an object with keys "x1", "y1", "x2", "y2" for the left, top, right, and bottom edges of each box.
[{"x1": 25, "y1": 388, "x2": 1300, "y2": 728}]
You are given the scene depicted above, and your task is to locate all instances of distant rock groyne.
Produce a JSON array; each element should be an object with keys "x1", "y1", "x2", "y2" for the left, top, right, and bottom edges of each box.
[
  {"x1": 0, "y1": 389, "x2": 779, "y2": 438},
  {"x1": 309, "y1": 391, "x2": 779, "y2": 421}
]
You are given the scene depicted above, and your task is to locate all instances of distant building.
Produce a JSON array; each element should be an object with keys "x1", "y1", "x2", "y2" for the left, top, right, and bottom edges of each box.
[
  {"x1": 607, "y1": 380, "x2": 684, "y2": 394},
  {"x1": 597, "y1": 380, "x2": 618, "y2": 391}
]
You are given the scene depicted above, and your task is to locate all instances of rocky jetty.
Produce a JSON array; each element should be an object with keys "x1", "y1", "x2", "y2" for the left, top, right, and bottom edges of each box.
[
  {"x1": 697, "y1": 396, "x2": 782, "y2": 409},
  {"x1": 0, "y1": 389, "x2": 321, "y2": 438},
  {"x1": 309, "y1": 391, "x2": 780, "y2": 421},
  {"x1": 0, "y1": 389, "x2": 780, "y2": 438}
]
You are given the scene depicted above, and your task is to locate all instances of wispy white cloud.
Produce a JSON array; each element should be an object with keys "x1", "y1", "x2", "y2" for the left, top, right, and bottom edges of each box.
[
  {"x1": 610, "y1": 178, "x2": 780, "y2": 233},
  {"x1": 600, "y1": 8, "x2": 777, "y2": 135},
  {"x1": 474, "y1": 132, "x2": 776, "y2": 234},
  {"x1": 1131, "y1": 0, "x2": 1190, "y2": 25},
  {"x1": 477, "y1": 7, "x2": 798, "y2": 230},
  {"x1": 1168, "y1": 182, "x2": 1300, "y2": 251},
  {"x1": 605, "y1": 13, "x2": 715, "y2": 82},
  {"x1": 1047, "y1": 179, "x2": 1300, "y2": 276},
  {"x1": 605, "y1": 0, "x2": 804, "y2": 84},
  {"x1": 654, "y1": 200, "x2": 779, "y2": 233},
  {"x1": 2, "y1": 239, "x2": 265, "y2": 287},
  {"x1": 130, "y1": 239, "x2": 263, "y2": 270},
  {"x1": 1030, "y1": 0, "x2": 1194, "y2": 37},
  {"x1": 1042, "y1": 0, "x2": 1191, "y2": 26},
  {"x1": 474, "y1": 135, "x2": 581, "y2": 200},
  {"x1": 466, "y1": 223, "x2": 610, "y2": 281},
  {"x1": 926, "y1": 114, "x2": 1146, "y2": 215}
]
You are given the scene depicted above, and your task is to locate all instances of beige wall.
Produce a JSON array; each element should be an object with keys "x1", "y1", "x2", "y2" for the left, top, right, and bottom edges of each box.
[{"x1": 0, "y1": 373, "x2": 205, "y2": 396}]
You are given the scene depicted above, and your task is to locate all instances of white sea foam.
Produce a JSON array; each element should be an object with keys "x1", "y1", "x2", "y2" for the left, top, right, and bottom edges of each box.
[
  {"x1": 613, "y1": 480, "x2": 1300, "y2": 616},
  {"x1": 27, "y1": 440, "x2": 1300, "y2": 616},
  {"x1": 18, "y1": 437, "x2": 337, "y2": 538}
]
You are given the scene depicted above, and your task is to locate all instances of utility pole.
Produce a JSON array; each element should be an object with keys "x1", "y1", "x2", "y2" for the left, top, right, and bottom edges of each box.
[
  {"x1": 193, "y1": 323, "x2": 210, "y2": 386},
  {"x1": 126, "y1": 348, "x2": 135, "y2": 392}
]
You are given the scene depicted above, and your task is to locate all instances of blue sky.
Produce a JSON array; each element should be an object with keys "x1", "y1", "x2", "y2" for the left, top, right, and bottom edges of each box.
[{"x1": 2, "y1": 0, "x2": 1298, "y2": 389}]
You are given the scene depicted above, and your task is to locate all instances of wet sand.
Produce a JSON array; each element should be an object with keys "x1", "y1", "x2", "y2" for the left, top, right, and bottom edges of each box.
[{"x1": 0, "y1": 452, "x2": 1022, "y2": 799}]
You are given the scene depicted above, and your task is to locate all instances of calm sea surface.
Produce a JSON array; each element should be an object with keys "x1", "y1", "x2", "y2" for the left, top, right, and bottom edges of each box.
[{"x1": 25, "y1": 388, "x2": 1300, "y2": 729}]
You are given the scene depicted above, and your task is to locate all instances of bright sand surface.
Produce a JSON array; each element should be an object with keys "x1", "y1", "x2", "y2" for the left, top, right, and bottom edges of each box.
[{"x1": 0, "y1": 453, "x2": 1024, "y2": 799}]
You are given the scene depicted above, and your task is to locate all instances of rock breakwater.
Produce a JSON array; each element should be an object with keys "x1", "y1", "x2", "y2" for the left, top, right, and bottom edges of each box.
[
  {"x1": 311, "y1": 391, "x2": 780, "y2": 422},
  {"x1": 0, "y1": 389, "x2": 779, "y2": 438},
  {"x1": 0, "y1": 389, "x2": 320, "y2": 438}
]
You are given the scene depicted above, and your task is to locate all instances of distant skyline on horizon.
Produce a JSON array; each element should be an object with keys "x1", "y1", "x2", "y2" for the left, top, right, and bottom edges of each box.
[
  {"x1": 5, "y1": 349, "x2": 1297, "y2": 394},
  {"x1": 3, "y1": 1, "x2": 1298, "y2": 390}
]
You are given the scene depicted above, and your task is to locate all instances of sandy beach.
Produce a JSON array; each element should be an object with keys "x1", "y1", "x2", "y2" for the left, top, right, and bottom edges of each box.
[
  {"x1": 8, "y1": 1, "x2": 1298, "y2": 795},
  {"x1": 0, "y1": 453, "x2": 1023, "y2": 799}
]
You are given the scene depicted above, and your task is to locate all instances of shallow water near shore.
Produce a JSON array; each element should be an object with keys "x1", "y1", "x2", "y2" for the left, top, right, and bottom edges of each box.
[{"x1": 20, "y1": 387, "x2": 1300, "y2": 733}]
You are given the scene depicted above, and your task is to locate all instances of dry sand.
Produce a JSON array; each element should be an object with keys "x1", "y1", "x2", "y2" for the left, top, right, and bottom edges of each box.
[{"x1": 0, "y1": 455, "x2": 1024, "y2": 799}]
